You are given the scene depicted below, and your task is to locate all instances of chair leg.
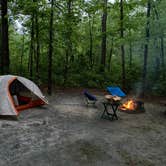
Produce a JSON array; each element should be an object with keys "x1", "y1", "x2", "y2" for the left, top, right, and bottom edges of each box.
[
  {"x1": 84, "y1": 97, "x2": 89, "y2": 105},
  {"x1": 85, "y1": 97, "x2": 96, "y2": 106}
]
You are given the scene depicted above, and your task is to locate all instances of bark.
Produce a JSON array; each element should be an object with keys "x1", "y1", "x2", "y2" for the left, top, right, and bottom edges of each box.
[
  {"x1": 108, "y1": 38, "x2": 113, "y2": 72},
  {"x1": 129, "y1": 42, "x2": 132, "y2": 68},
  {"x1": 141, "y1": 0, "x2": 151, "y2": 97},
  {"x1": 68, "y1": 0, "x2": 73, "y2": 63},
  {"x1": 160, "y1": 37, "x2": 165, "y2": 78},
  {"x1": 100, "y1": 0, "x2": 107, "y2": 71},
  {"x1": 120, "y1": 0, "x2": 126, "y2": 89},
  {"x1": 20, "y1": 33, "x2": 25, "y2": 74},
  {"x1": 153, "y1": 4, "x2": 165, "y2": 79},
  {"x1": 64, "y1": 0, "x2": 72, "y2": 85},
  {"x1": 29, "y1": 13, "x2": 35, "y2": 78},
  {"x1": 47, "y1": 0, "x2": 54, "y2": 95},
  {"x1": 35, "y1": 9, "x2": 40, "y2": 81},
  {"x1": 88, "y1": 14, "x2": 93, "y2": 69},
  {"x1": 64, "y1": 50, "x2": 69, "y2": 85},
  {"x1": 128, "y1": 28, "x2": 132, "y2": 68},
  {"x1": 1, "y1": 0, "x2": 10, "y2": 74},
  {"x1": 0, "y1": 28, "x2": 1, "y2": 70}
]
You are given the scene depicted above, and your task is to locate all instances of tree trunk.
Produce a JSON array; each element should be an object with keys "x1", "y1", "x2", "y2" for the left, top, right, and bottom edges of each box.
[
  {"x1": 47, "y1": 0, "x2": 54, "y2": 95},
  {"x1": 153, "y1": 4, "x2": 165, "y2": 79},
  {"x1": 160, "y1": 37, "x2": 165, "y2": 78},
  {"x1": 120, "y1": 0, "x2": 126, "y2": 89},
  {"x1": 129, "y1": 42, "x2": 132, "y2": 68},
  {"x1": 141, "y1": 0, "x2": 151, "y2": 97},
  {"x1": 108, "y1": 38, "x2": 113, "y2": 72},
  {"x1": 64, "y1": 50, "x2": 69, "y2": 85},
  {"x1": 100, "y1": 0, "x2": 107, "y2": 72},
  {"x1": 35, "y1": 9, "x2": 40, "y2": 81},
  {"x1": 64, "y1": 0, "x2": 72, "y2": 85},
  {"x1": 29, "y1": 13, "x2": 35, "y2": 78},
  {"x1": 1, "y1": 0, "x2": 10, "y2": 74},
  {"x1": 20, "y1": 32, "x2": 25, "y2": 74},
  {"x1": 88, "y1": 14, "x2": 93, "y2": 69},
  {"x1": 128, "y1": 29, "x2": 132, "y2": 68},
  {"x1": 0, "y1": 27, "x2": 1, "y2": 72}
]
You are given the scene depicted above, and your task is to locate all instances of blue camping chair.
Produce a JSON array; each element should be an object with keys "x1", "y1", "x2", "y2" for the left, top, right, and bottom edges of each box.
[
  {"x1": 107, "y1": 86, "x2": 126, "y2": 97},
  {"x1": 83, "y1": 90, "x2": 97, "y2": 105}
]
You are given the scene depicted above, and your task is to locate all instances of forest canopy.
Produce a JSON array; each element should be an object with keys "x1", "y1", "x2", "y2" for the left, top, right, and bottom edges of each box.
[{"x1": 0, "y1": 0, "x2": 165, "y2": 96}]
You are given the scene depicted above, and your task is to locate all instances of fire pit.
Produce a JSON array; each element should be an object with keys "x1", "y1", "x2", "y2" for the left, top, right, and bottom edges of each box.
[{"x1": 119, "y1": 99, "x2": 145, "y2": 113}]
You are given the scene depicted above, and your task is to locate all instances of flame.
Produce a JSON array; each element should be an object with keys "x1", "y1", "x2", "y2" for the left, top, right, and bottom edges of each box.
[{"x1": 122, "y1": 100, "x2": 136, "y2": 110}]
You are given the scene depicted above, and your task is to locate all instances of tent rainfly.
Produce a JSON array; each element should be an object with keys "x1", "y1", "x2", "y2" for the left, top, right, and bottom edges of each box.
[{"x1": 0, "y1": 75, "x2": 48, "y2": 116}]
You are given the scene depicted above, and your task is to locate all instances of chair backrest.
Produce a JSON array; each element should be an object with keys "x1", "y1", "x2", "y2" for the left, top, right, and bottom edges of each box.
[
  {"x1": 83, "y1": 91, "x2": 97, "y2": 101},
  {"x1": 107, "y1": 86, "x2": 126, "y2": 97}
]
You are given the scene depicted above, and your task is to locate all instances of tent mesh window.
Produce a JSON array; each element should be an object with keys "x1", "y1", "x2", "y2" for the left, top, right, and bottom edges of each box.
[{"x1": 9, "y1": 79, "x2": 35, "y2": 105}]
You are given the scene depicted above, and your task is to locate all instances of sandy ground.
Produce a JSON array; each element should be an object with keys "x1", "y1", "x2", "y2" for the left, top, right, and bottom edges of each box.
[{"x1": 0, "y1": 90, "x2": 166, "y2": 166}]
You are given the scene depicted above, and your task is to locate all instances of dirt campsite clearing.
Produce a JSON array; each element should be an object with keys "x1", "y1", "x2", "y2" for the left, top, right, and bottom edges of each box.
[{"x1": 0, "y1": 89, "x2": 166, "y2": 166}]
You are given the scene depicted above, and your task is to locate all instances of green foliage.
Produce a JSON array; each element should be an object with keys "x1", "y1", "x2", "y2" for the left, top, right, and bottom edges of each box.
[
  {"x1": 151, "y1": 78, "x2": 166, "y2": 96},
  {"x1": 125, "y1": 63, "x2": 142, "y2": 91},
  {"x1": 4, "y1": 0, "x2": 165, "y2": 96},
  {"x1": 58, "y1": 70, "x2": 111, "y2": 88}
]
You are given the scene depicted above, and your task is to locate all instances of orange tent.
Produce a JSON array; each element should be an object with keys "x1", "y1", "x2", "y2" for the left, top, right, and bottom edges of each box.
[{"x1": 0, "y1": 75, "x2": 48, "y2": 116}]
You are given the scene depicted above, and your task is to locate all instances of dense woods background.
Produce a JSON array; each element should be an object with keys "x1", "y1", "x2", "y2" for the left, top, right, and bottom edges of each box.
[{"x1": 0, "y1": 0, "x2": 166, "y2": 96}]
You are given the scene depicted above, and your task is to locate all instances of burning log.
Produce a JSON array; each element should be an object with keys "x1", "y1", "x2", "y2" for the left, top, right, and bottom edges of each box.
[{"x1": 119, "y1": 99, "x2": 145, "y2": 113}]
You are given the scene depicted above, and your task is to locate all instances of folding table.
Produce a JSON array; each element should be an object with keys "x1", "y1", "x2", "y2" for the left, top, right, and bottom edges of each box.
[
  {"x1": 100, "y1": 86, "x2": 125, "y2": 120},
  {"x1": 101, "y1": 100, "x2": 120, "y2": 120}
]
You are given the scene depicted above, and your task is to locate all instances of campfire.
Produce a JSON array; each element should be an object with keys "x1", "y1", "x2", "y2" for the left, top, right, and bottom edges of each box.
[{"x1": 119, "y1": 99, "x2": 145, "y2": 113}]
